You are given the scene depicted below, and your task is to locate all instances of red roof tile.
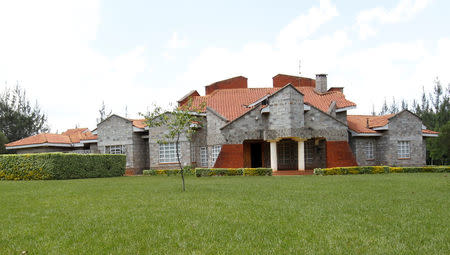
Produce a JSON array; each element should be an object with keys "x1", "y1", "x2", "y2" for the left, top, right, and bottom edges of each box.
[
  {"x1": 347, "y1": 115, "x2": 394, "y2": 133},
  {"x1": 422, "y1": 129, "x2": 439, "y2": 134},
  {"x1": 6, "y1": 128, "x2": 97, "y2": 148},
  {"x1": 186, "y1": 85, "x2": 356, "y2": 121},
  {"x1": 129, "y1": 119, "x2": 146, "y2": 129}
]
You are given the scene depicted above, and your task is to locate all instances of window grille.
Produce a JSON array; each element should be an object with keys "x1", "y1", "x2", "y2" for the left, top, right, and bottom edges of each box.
[{"x1": 397, "y1": 141, "x2": 410, "y2": 159}]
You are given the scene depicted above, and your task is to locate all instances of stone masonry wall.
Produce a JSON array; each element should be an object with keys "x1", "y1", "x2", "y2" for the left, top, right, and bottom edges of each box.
[
  {"x1": 97, "y1": 115, "x2": 135, "y2": 168},
  {"x1": 267, "y1": 85, "x2": 304, "y2": 130},
  {"x1": 350, "y1": 136, "x2": 380, "y2": 166},
  {"x1": 378, "y1": 111, "x2": 426, "y2": 166}
]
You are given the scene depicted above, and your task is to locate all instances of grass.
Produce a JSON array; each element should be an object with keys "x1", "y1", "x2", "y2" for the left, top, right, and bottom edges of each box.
[{"x1": 0, "y1": 174, "x2": 449, "y2": 254}]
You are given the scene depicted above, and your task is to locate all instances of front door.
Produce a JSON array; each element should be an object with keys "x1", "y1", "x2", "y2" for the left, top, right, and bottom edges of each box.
[{"x1": 277, "y1": 139, "x2": 298, "y2": 170}]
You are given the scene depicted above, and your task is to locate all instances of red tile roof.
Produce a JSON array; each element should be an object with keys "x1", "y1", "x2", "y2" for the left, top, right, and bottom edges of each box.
[
  {"x1": 130, "y1": 119, "x2": 146, "y2": 129},
  {"x1": 348, "y1": 114, "x2": 439, "y2": 135},
  {"x1": 422, "y1": 129, "x2": 439, "y2": 134},
  {"x1": 6, "y1": 128, "x2": 97, "y2": 148},
  {"x1": 186, "y1": 86, "x2": 356, "y2": 121},
  {"x1": 347, "y1": 115, "x2": 394, "y2": 133}
]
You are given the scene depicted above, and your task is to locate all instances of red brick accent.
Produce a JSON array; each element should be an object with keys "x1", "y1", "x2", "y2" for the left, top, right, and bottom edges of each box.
[
  {"x1": 272, "y1": 74, "x2": 316, "y2": 88},
  {"x1": 124, "y1": 169, "x2": 135, "y2": 176},
  {"x1": 205, "y1": 76, "x2": 247, "y2": 95},
  {"x1": 178, "y1": 90, "x2": 200, "y2": 107},
  {"x1": 213, "y1": 144, "x2": 244, "y2": 168},
  {"x1": 326, "y1": 141, "x2": 358, "y2": 168}
]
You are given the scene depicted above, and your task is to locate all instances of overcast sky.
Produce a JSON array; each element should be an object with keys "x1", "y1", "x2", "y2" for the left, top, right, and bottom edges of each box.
[{"x1": 1, "y1": 0, "x2": 449, "y2": 132}]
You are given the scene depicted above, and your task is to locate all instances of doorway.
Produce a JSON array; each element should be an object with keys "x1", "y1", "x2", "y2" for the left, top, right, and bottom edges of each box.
[{"x1": 250, "y1": 143, "x2": 262, "y2": 168}]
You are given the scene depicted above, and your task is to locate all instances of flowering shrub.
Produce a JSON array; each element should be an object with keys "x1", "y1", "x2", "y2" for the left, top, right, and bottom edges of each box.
[{"x1": 314, "y1": 166, "x2": 449, "y2": 175}]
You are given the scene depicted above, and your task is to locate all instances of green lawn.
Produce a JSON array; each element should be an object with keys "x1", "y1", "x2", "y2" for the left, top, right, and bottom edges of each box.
[{"x1": 1, "y1": 174, "x2": 449, "y2": 254}]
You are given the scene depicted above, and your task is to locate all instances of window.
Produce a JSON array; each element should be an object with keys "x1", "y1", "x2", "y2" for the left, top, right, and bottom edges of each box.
[
  {"x1": 200, "y1": 147, "x2": 208, "y2": 167},
  {"x1": 159, "y1": 142, "x2": 178, "y2": 163},
  {"x1": 190, "y1": 146, "x2": 196, "y2": 163},
  {"x1": 397, "y1": 141, "x2": 410, "y2": 159},
  {"x1": 365, "y1": 141, "x2": 374, "y2": 160},
  {"x1": 211, "y1": 145, "x2": 222, "y2": 164},
  {"x1": 305, "y1": 142, "x2": 314, "y2": 165},
  {"x1": 105, "y1": 145, "x2": 126, "y2": 154}
]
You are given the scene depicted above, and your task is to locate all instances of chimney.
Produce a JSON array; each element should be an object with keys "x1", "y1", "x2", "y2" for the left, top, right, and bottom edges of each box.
[{"x1": 315, "y1": 74, "x2": 327, "y2": 93}]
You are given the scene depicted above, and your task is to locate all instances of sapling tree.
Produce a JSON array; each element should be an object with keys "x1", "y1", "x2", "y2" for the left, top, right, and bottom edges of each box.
[{"x1": 144, "y1": 99, "x2": 205, "y2": 191}]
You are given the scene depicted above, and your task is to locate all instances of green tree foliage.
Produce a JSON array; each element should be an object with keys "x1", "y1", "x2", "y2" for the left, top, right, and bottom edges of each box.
[
  {"x1": 144, "y1": 99, "x2": 205, "y2": 191},
  {"x1": 0, "y1": 85, "x2": 48, "y2": 142},
  {"x1": 0, "y1": 131, "x2": 7, "y2": 154}
]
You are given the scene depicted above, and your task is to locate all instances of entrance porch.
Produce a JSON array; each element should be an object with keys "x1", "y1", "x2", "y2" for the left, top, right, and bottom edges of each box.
[{"x1": 243, "y1": 137, "x2": 326, "y2": 171}]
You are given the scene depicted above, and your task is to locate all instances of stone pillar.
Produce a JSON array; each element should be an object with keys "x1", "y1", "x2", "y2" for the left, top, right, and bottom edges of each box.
[
  {"x1": 270, "y1": 141, "x2": 278, "y2": 171},
  {"x1": 298, "y1": 140, "x2": 305, "y2": 171}
]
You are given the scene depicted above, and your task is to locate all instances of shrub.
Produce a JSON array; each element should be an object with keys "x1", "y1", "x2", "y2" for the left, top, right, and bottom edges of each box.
[
  {"x1": 0, "y1": 153, "x2": 125, "y2": 180},
  {"x1": 314, "y1": 165, "x2": 450, "y2": 176},
  {"x1": 194, "y1": 168, "x2": 271, "y2": 177},
  {"x1": 243, "y1": 168, "x2": 272, "y2": 176},
  {"x1": 142, "y1": 166, "x2": 196, "y2": 177}
]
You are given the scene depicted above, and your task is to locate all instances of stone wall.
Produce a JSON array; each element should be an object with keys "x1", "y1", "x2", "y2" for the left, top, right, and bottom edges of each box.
[
  {"x1": 267, "y1": 85, "x2": 304, "y2": 130},
  {"x1": 350, "y1": 136, "x2": 380, "y2": 166},
  {"x1": 97, "y1": 115, "x2": 135, "y2": 168},
  {"x1": 379, "y1": 111, "x2": 426, "y2": 166},
  {"x1": 147, "y1": 123, "x2": 192, "y2": 170},
  {"x1": 15, "y1": 147, "x2": 72, "y2": 154}
]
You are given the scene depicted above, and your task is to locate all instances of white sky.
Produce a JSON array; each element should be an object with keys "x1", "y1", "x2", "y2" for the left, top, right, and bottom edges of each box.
[{"x1": 0, "y1": 0, "x2": 449, "y2": 132}]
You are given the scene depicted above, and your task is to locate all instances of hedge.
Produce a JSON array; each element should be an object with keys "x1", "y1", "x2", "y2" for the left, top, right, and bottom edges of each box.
[
  {"x1": 142, "y1": 166, "x2": 195, "y2": 176},
  {"x1": 314, "y1": 165, "x2": 450, "y2": 175},
  {"x1": 143, "y1": 168, "x2": 272, "y2": 177},
  {"x1": 0, "y1": 153, "x2": 126, "y2": 180}
]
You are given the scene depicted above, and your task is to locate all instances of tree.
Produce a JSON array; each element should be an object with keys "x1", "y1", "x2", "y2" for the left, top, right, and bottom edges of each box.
[
  {"x1": 97, "y1": 101, "x2": 112, "y2": 123},
  {"x1": 429, "y1": 121, "x2": 450, "y2": 165},
  {"x1": 0, "y1": 131, "x2": 8, "y2": 154},
  {"x1": 0, "y1": 85, "x2": 48, "y2": 142},
  {"x1": 389, "y1": 97, "x2": 399, "y2": 114},
  {"x1": 401, "y1": 99, "x2": 409, "y2": 111},
  {"x1": 144, "y1": 99, "x2": 205, "y2": 191},
  {"x1": 379, "y1": 98, "x2": 389, "y2": 115}
]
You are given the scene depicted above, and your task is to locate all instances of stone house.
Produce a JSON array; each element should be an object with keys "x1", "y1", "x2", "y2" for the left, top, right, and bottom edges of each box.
[{"x1": 6, "y1": 74, "x2": 439, "y2": 173}]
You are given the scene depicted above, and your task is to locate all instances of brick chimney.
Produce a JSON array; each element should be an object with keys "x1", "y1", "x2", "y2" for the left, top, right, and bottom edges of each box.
[
  {"x1": 315, "y1": 74, "x2": 327, "y2": 93},
  {"x1": 272, "y1": 74, "x2": 316, "y2": 88},
  {"x1": 205, "y1": 76, "x2": 247, "y2": 95}
]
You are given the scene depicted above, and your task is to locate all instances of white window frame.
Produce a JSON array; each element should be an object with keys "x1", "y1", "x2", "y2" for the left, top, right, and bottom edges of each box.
[
  {"x1": 397, "y1": 141, "x2": 411, "y2": 159},
  {"x1": 105, "y1": 145, "x2": 126, "y2": 155},
  {"x1": 211, "y1": 145, "x2": 222, "y2": 164},
  {"x1": 200, "y1": 147, "x2": 208, "y2": 167},
  {"x1": 159, "y1": 142, "x2": 179, "y2": 164},
  {"x1": 365, "y1": 141, "x2": 374, "y2": 160}
]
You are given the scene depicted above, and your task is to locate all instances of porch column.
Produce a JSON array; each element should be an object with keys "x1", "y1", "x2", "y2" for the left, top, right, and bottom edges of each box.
[
  {"x1": 298, "y1": 140, "x2": 305, "y2": 171},
  {"x1": 270, "y1": 141, "x2": 278, "y2": 171}
]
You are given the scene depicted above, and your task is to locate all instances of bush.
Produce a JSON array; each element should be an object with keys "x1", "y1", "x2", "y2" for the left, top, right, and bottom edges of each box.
[
  {"x1": 143, "y1": 166, "x2": 195, "y2": 176},
  {"x1": 314, "y1": 165, "x2": 450, "y2": 176},
  {"x1": 243, "y1": 168, "x2": 272, "y2": 176},
  {"x1": 194, "y1": 168, "x2": 271, "y2": 177},
  {"x1": 0, "y1": 153, "x2": 126, "y2": 180}
]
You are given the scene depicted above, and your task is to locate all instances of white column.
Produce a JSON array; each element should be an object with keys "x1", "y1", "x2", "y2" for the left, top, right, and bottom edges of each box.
[
  {"x1": 270, "y1": 141, "x2": 278, "y2": 171},
  {"x1": 298, "y1": 140, "x2": 305, "y2": 171}
]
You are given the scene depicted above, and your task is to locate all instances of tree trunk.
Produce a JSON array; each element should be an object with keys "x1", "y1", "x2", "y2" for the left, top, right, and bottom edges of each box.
[{"x1": 176, "y1": 133, "x2": 185, "y2": 191}]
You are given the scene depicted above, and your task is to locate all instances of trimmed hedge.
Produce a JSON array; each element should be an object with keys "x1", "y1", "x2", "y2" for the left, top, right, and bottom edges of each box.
[
  {"x1": 143, "y1": 166, "x2": 195, "y2": 176},
  {"x1": 0, "y1": 153, "x2": 126, "y2": 180},
  {"x1": 314, "y1": 165, "x2": 450, "y2": 175},
  {"x1": 196, "y1": 168, "x2": 272, "y2": 177},
  {"x1": 143, "y1": 167, "x2": 272, "y2": 177}
]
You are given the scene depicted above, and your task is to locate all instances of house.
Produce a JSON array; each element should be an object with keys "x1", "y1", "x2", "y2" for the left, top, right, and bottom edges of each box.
[
  {"x1": 5, "y1": 74, "x2": 439, "y2": 173},
  {"x1": 5, "y1": 128, "x2": 98, "y2": 154}
]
